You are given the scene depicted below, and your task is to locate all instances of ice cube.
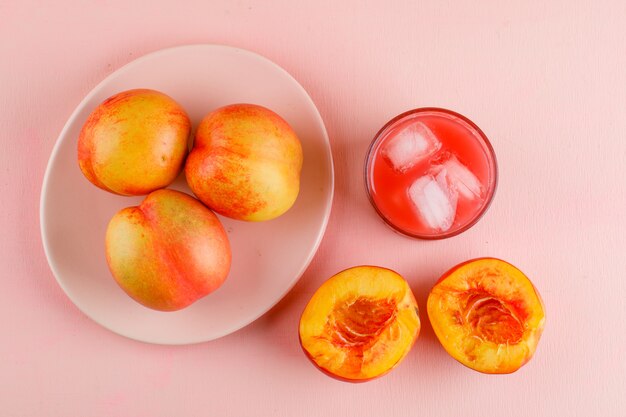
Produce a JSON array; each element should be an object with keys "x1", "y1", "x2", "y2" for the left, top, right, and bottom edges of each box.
[
  {"x1": 408, "y1": 170, "x2": 458, "y2": 232},
  {"x1": 439, "y1": 155, "x2": 483, "y2": 199},
  {"x1": 382, "y1": 121, "x2": 441, "y2": 172}
]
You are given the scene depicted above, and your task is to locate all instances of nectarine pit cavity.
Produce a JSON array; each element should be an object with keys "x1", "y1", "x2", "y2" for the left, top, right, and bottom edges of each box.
[
  {"x1": 461, "y1": 290, "x2": 524, "y2": 345},
  {"x1": 328, "y1": 297, "x2": 397, "y2": 348}
]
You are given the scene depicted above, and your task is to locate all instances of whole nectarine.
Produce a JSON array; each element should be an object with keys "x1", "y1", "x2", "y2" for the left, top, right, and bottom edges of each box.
[
  {"x1": 105, "y1": 189, "x2": 231, "y2": 311},
  {"x1": 78, "y1": 89, "x2": 190, "y2": 195},
  {"x1": 185, "y1": 104, "x2": 303, "y2": 221}
]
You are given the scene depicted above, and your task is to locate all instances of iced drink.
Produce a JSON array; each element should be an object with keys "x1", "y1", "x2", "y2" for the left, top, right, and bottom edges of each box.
[{"x1": 365, "y1": 108, "x2": 497, "y2": 239}]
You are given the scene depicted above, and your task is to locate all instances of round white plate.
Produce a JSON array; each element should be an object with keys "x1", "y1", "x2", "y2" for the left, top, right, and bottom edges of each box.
[{"x1": 40, "y1": 44, "x2": 334, "y2": 345}]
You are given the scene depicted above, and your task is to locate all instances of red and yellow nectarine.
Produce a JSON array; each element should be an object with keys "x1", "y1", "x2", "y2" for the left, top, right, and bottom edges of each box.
[
  {"x1": 105, "y1": 189, "x2": 231, "y2": 311},
  {"x1": 78, "y1": 89, "x2": 190, "y2": 196},
  {"x1": 185, "y1": 104, "x2": 303, "y2": 222}
]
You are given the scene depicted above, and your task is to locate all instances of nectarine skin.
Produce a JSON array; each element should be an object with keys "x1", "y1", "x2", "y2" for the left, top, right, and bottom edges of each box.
[
  {"x1": 105, "y1": 189, "x2": 231, "y2": 311},
  {"x1": 185, "y1": 104, "x2": 303, "y2": 221},
  {"x1": 78, "y1": 89, "x2": 190, "y2": 196},
  {"x1": 299, "y1": 266, "x2": 420, "y2": 382},
  {"x1": 427, "y1": 258, "x2": 545, "y2": 374}
]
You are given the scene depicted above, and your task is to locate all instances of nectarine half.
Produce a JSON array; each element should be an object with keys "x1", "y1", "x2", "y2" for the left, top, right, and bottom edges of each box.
[
  {"x1": 299, "y1": 266, "x2": 420, "y2": 382},
  {"x1": 427, "y1": 258, "x2": 545, "y2": 374}
]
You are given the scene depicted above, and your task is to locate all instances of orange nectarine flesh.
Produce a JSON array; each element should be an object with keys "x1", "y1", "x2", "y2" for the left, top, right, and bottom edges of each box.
[
  {"x1": 299, "y1": 266, "x2": 420, "y2": 382},
  {"x1": 427, "y1": 258, "x2": 545, "y2": 374}
]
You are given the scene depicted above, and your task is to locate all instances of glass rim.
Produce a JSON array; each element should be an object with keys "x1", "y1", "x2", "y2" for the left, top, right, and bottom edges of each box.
[{"x1": 364, "y1": 107, "x2": 499, "y2": 240}]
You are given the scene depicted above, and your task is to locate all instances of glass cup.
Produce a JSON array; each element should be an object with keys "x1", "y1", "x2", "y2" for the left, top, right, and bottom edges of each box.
[{"x1": 364, "y1": 107, "x2": 498, "y2": 239}]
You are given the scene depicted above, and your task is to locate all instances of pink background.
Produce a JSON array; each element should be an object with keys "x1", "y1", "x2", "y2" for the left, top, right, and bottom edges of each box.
[{"x1": 1, "y1": 1, "x2": 625, "y2": 416}]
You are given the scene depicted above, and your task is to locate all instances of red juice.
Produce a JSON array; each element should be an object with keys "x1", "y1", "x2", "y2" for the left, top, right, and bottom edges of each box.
[{"x1": 365, "y1": 108, "x2": 497, "y2": 239}]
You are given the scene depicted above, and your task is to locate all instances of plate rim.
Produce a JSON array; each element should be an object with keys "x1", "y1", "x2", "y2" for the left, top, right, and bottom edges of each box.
[{"x1": 39, "y1": 43, "x2": 335, "y2": 345}]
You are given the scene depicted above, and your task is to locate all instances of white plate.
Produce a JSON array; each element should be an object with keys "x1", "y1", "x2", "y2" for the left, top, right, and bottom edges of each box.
[{"x1": 40, "y1": 45, "x2": 334, "y2": 345}]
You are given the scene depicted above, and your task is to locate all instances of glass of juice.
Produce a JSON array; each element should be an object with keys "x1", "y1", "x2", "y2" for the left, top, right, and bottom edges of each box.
[{"x1": 365, "y1": 108, "x2": 498, "y2": 239}]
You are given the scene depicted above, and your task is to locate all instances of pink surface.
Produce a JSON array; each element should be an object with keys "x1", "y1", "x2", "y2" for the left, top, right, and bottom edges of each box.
[{"x1": 1, "y1": 1, "x2": 625, "y2": 416}]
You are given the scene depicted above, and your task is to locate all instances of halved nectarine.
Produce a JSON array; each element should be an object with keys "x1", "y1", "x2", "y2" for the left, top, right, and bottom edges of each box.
[
  {"x1": 299, "y1": 266, "x2": 420, "y2": 382},
  {"x1": 427, "y1": 258, "x2": 545, "y2": 374}
]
